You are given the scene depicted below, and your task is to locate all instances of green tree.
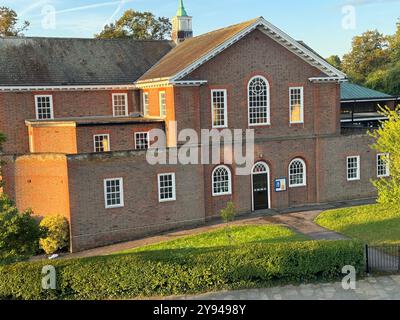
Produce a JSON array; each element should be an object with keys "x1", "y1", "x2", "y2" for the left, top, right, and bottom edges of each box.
[
  {"x1": 96, "y1": 10, "x2": 171, "y2": 40},
  {"x1": 0, "y1": 195, "x2": 41, "y2": 262},
  {"x1": 0, "y1": 7, "x2": 29, "y2": 37},
  {"x1": 389, "y1": 19, "x2": 400, "y2": 62},
  {"x1": 326, "y1": 55, "x2": 342, "y2": 70},
  {"x1": 342, "y1": 30, "x2": 390, "y2": 84},
  {"x1": 220, "y1": 202, "x2": 236, "y2": 245},
  {"x1": 369, "y1": 106, "x2": 400, "y2": 204}
]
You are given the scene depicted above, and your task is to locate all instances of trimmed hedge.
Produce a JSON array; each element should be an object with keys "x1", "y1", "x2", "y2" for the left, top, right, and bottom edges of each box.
[{"x1": 0, "y1": 240, "x2": 364, "y2": 300}]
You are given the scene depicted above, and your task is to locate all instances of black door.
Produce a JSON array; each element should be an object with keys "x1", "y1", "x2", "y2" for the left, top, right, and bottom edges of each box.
[{"x1": 253, "y1": 173, "x2": 269, "y2": 210}]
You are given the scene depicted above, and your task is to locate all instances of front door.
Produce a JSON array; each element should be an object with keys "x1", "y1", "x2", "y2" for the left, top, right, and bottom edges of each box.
[{"x1": 253, "y1": 173, "x2": 269, "y2": 210}]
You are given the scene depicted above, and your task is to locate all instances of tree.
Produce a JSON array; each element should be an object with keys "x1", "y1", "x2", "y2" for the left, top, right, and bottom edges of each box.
[
  {"x1": 369, "y1": 106, "x2": 400, "y2": 204},
  {"x1": 220, "y1": 202, "x2": 236, "y2": 245},
  {"x1": 342, "y1": 30, "x2": 390, "y2": 84},
  {"x1": 96, "y1": 10, "x2": 171, "y2": 40},
  {"x1": 326, "y1": 55, "x2": 342, "y2": 70},
  {"x1": 0, "y1": 195, "x2": 41, "y2": 262},
  {"x1": 0, "y1": 7, "x2": 29, "y2": 37}
]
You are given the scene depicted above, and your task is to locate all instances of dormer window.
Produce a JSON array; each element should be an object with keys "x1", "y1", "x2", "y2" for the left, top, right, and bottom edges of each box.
[{"x1": 112, "y1": 93, "x2": 128, "y2": 117}]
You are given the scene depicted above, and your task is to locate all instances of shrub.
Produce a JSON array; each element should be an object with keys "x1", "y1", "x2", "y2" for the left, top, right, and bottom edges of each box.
[
  {"x1": 0, "y1": 195, "x2": 41, "y2": 262},
  {"x1": 220, "y1": 202, "x2": 236, "y2": 224},
  {"x1": 39, "y1": 216, "x2": 70, "y2": 255},
  {"x1": 0, "y1": 240, "x2": 364, "y2": 300}
]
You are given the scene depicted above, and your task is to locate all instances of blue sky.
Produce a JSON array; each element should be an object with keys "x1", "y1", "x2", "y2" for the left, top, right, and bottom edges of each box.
[{"x1": 3, "y1": 0, "x2": 400, "y2": 57}]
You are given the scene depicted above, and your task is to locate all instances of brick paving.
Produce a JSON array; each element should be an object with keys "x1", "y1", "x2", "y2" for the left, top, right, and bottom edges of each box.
[{"x1": 173, "y1": 275, "x2": 400, "y2": 300}]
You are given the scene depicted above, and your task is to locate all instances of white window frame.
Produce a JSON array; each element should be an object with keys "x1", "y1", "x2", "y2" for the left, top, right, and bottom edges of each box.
[
  {"x1": 211, "y1": 89, "x2": 228, "y2": 128},
  {"x1": 159, "y1": 91, "x2": 166, "y2": 118},
  {"x1": 212, "y1": 165, "x2": 232, "y2": 196},
  {"x1": 288, "y1": 158, "x2": 307, "y2": 188},
  {"x1": 103, "y1": 178, "x2": 124, "y2": 209},
  {"x1": 35, "y1": 95, "x2": 54, "y2": 120},
  {"x1": 143, "y1": 92, "x2": 149, "y2": 117},
  {"x1": 377, "y1": 153, "x2": 390, "y2": 178},
  {"x1": 248, "y1": 75, "x2": 270, "y2": 127},
  {"x1": 112, "y1": 93, "x2": 128, "y2": 117},
  {"x1": 93, "y1": 134, "x2": 110, "y2": 152},
  {"x1": 347, "y1": 156, "x2": 361, "y2": 181},
  {"x1": 289, "y1": 87, "x2": 304, "y2": 124},
  {"x1": 134, "y1": 132, "x2": 149, "y2": 150},
  {"x1": 158, "y1": 173, "x2": 176, "y2": 202}
]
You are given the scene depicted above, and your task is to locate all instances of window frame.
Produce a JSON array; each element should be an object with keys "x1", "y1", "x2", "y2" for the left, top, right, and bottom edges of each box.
[
  {"x1": 143, "y1": 92, "x2": 149, "y2": 116},
  {"x1": 377, "y1": 153, "x2": 390, "y2": 178},
  {"x1": 347, "y1": 156, "x2": 361, "y2": 181},
  {"x1": 103, "y1": 177, "x2": 124, "y2": 209},
  {"x1": 212, "y1": 165, "x2": 232, "y2": 196},
  {"x1": 35, "y1": 95, "x2": 54, "y2": 120},
  {"x1": 93, "y1": 134, "x2": 110, "y2": 153},
  {"x1": 159, "y1": 91, "x2": 167, "y2": 118},
  {"x1": 288, "y1": 158, "x2": 307, "y2": 188},
  {"x1": 158, "y1": 173, "x2": 176, "y2": 203},
  {"x1": 289, "y1": 87, "x2": 304, "y2": 124},
  {"x1": 211, "y1": 89, "x2": 228, "y2": 129},
  {"x1": 112, "y1": 93, "x2": 129, "y2": 117},
  {"x1": 134, "y1": 132, "x2": 150, "y2": 150},
  {"x1": 247, "y1": 75, "x2": 270, "y2": 127}
]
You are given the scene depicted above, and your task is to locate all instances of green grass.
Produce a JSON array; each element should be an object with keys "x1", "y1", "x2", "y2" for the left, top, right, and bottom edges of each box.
[
  {"x1": 117, "y1": 225, "x2": 308, "y2": 255},
  {"x1": 315, "y1": 204, "x2": 400, "y2": 245}
]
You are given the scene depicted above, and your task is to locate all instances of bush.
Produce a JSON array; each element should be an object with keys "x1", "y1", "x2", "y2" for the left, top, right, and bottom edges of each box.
[
  {"x1": 0, "y1": 240, "x2": 364, "y2": 300},
  {"x1": 0, "y1": 195, "x2": 41, "y2": 262},
  {"x1": 39, "y1": 216, "x2": 70, "y2": 255}
]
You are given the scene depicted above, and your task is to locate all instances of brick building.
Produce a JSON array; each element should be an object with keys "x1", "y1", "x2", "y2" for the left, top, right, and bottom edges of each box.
[{"x1": 0, "y1": 1, "x2": 395, "y2": 251}]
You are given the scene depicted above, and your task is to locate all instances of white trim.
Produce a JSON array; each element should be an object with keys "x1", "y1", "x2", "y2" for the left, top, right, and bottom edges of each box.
[
  {"x1": 0, "y1": 84, "x2": 136, "y2": 92},
  {"x1": 112, "y1": 93, "x2": 129, "y2": 117},
  {"x1": 341, "y1": 98, "x2": 397, "y2": 103},
  {"x1": 158, "y1": 173, "x2": 176, "y2": 202},
  {"x1": 170, "y1": 17, "x2": 346, "y2": 82},
  {"x1": 143, "y1": 92, "x2": 149, "y2": 116},
  {"x1": 212, "y1": 165, "x2": 232, "y2": 197},
  {"x1": 159, "y1": 91, "x2": 167, "y2": 118},
  {"x1": 34, "y1": 95, "x2": 54, "y2": 120},
  {"x1": 104, "y1": 177, "x2": 124, "y2": 209},
  {"x1": 288, "y1": 158, "x2": 307, "y2": 188},
  {"x1": 289, "y1": 87, "x2": 304, "y2": 124},
  {"x1": 251, "y1": 162, "x2": 271, "y2": 211},
  {"x1": 93, "y1": 134, "x2": 110, "y2": 153},
  {"x1": 211, "y1": 89, "x2": 228, "y2": 129},
  {"x1": 309, "y1": 77, "x2": 346, "y2": 83},
  {"x1": 135, "y1": 80, "x2": 208, "y2": 89},
  {"x1": 248, "y1": 75, "x2": 270, "y2": 126},
  {"x1": 347, "y1": 156, "x2": 361, "y2": 181},
  {"x1": 341, "y1": 117, "x2": 387, "y2": 123},
  {"x1": 377, "y1": 153, "x2": 390, "y2": 178},
  {"x1": 134, "y1": 132, "x2": 150, "y2": 150}
]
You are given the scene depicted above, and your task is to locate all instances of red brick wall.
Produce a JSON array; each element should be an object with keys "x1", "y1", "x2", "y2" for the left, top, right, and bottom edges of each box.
[
  {"x1": 76, "y1": 123, "x2": 165, "y2": 153},
  {"x1": 66, "y1": 151, "x2": 205, "y2": 252},
  {"x1": 13, "y1": 154, "x2": 71, "y2": 219},
  {"x1": 29, "y1": 125, "x2": 77, "y2": 154},
  {"x1": 0, "y1": 90, "x2": 138, "y2": 155}
]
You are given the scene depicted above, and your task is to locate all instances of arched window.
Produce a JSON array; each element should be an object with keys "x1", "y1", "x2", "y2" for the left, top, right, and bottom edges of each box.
[
  {"x1": 252, "y1": 162, "x2": 268, "y2": 174},
  {"x1": 212, "y1": 165, "x2": 232, "y2": 196},
  {"x1": 289, "y1": 159, "x2": 307, "y2": 187},
  {"x1": 248, "y1": 76, "x2": 270, "y2": 126}
]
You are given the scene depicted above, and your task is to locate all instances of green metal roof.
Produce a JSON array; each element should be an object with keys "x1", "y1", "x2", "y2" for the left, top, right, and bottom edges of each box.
[
  {"x1": 341, "y1": 82, "x2": 393, "y2": 101},
  {"x1": 176, "y1": 0, "x2": 188, "y2": 17}
]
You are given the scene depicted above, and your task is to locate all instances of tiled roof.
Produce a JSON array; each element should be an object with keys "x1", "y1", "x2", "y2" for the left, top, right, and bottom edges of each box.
[
  {"x1": 341, "y1": 82, "x2": 393, "y2": 101},
  {"x1": 0, "y1": 37, "x2": 174, "y2": 86},
  {"x1": 138, "y1": 18, "x2": 259, "y2": 81}
]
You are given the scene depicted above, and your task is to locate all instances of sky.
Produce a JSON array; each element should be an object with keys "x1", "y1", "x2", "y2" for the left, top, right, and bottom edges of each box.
[{"x1": 3, "y1": 0, "x2": 400, "y2": 57}]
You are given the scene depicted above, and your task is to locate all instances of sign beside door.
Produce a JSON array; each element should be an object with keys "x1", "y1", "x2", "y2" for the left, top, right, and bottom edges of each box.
[{"x1": 274, "y1": 178, "x2": 287, "y2": 192}]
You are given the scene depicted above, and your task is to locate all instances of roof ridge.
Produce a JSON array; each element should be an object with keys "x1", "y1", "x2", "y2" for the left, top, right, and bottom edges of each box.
[{"x1": 0, "y1": 36, "x2": 173, "y2": 43}]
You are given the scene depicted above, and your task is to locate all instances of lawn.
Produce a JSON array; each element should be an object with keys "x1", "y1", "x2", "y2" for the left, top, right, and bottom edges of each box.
[
  {"x1": 117, "y1": 224, "x2": 308, "y2": 254},
  {"x1": 315, "y1": 204, "x2": 400, "y2": 245}
]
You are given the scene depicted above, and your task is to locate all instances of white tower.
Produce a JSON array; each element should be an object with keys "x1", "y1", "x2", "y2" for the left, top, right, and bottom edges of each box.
[{"x1": 172, "y1": 0, "x2": 193, "y2": 44}]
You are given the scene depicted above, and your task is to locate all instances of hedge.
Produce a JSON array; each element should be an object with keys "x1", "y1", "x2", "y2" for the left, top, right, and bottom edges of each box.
[{"x1": 0, "y1": 240, "x2": 364, "y2": 300}]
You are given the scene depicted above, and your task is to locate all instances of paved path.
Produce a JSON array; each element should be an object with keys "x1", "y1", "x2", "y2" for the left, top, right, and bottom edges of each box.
[{"x1": 172, "y1": 275, "x2": 400, "y2": 300}]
